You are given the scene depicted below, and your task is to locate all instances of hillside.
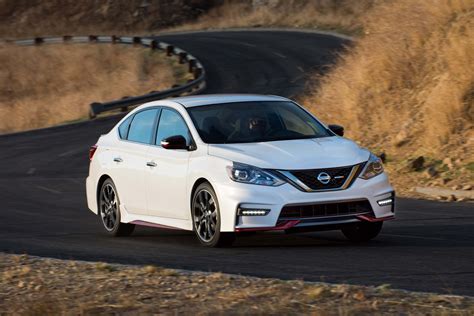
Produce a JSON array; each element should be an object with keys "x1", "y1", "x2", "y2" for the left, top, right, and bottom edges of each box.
[
  {"x1": 0, "y1": 1, "x2": 379, "y2": 38},
  {"x1": 301, "y1": 0, "x2": 474, "y2": 197},
  {"x1": 0, "y1": 0, "x2": 219, "y2": 38}
]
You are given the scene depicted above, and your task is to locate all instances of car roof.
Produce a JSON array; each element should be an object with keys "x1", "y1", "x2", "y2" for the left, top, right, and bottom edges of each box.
[{"x1": 169, "y1": 94, "x2": 290, "y2": 108}]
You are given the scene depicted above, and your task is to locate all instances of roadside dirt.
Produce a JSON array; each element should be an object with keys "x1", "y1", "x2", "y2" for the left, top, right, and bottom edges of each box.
[{"x1": 1, "y1": 253, "x2": 473, "y2": 315}]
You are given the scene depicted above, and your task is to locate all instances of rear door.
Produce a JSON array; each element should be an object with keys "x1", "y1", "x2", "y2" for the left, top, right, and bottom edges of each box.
[
  {"x1": 145, "y1": 108, "x2": 192, "y2": 219},
  {"x1": 112, "y1": 108, "x2": 159, "y2": 215}
]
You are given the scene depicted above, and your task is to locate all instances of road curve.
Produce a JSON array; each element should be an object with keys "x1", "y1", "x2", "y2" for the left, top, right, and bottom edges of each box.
[{"x1": 0, "y1": 30, "x2": 473, "y2": 296}]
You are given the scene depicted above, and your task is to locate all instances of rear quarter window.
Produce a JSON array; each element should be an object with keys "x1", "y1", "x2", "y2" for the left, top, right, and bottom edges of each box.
[{"x1": 118, "y1": 116, "x2": 132, "y2": 139}]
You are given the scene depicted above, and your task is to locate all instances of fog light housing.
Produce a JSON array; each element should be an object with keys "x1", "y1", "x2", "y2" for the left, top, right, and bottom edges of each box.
[
  {"x1": 377, "y1": 198, "x2": 393, "y2": 206},
  {"x1": 237, "y1": 208, "x2": 270, "y2": 216}
]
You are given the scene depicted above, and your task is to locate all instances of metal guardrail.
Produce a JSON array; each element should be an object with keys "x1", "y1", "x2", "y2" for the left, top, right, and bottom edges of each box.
[{"x1": 4, "y1": 35, "x2": 206, "y2": 118}]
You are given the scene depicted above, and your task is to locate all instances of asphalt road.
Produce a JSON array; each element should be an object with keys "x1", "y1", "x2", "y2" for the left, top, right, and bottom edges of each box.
[{"x1": 1, "y1": 30, "x2": 473, "y2": 296}]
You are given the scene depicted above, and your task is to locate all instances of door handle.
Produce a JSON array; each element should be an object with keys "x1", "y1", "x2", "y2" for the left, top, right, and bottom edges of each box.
[
  {"x1": 113, "y1": 157, "x2": 123, "y2": 163},
  {"x1": 146, "y1": 161, "x2": 157, "y2": 167}
]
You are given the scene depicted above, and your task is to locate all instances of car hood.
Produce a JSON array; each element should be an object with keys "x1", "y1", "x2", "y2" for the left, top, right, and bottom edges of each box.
[{"x1": 207, "y1": 137, "x2": 370, "y2": 170}]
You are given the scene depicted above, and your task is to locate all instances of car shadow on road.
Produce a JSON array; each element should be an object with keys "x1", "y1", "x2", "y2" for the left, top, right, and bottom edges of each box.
[{"x1": 126, "y1": 223, "x2": 472, "y2": 249}]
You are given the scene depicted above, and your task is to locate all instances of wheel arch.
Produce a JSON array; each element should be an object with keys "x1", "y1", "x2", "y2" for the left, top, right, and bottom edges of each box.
[
  {"x1": 190, "y1": 177, "x2": 212, "y2": 213},
  {"x1": 96, "y1": 174, "x2": 112, "y2": 210}
]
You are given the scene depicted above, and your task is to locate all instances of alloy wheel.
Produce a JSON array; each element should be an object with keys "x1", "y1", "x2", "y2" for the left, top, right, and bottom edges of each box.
[
  {"x1": 100, "y1": 183, "x2": 118, "y2": 231},
  {"x1": 193, "y1": 189, "x2": 217, "y2": 242}
]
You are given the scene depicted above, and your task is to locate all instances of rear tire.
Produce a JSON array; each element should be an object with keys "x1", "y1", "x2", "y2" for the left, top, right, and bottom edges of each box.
[
  {"x1": 192, "y1": 182, "x2": 235, "y2": 247},
  {"x1": 99, "y1": 178, "x2": 135, "y2": 237},
  {"x1": 341, "y1": 221, "x2": 382, "y2": 242}
]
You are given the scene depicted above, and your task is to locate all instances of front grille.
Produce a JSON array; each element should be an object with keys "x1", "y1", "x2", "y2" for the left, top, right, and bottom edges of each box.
[
  {"x1": 279, "y1": 200, "x2": 372, "y2": 220},
  {"x1": 289, "y1": 164, "x2": 360, "y2": 191}
]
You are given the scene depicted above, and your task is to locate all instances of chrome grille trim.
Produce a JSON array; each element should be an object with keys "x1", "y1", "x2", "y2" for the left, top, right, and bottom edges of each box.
[
  {"x1": 277, "y1": 163, "x2": 363, "y2": 192},
  {"x1": 278, "y1": 170, "x2": 314, "y2": 191}
]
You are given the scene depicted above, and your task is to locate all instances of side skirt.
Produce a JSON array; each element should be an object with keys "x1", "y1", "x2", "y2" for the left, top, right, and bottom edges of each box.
[{"x1": 120, "y1": 205, "x2": 193, "y2": 231}]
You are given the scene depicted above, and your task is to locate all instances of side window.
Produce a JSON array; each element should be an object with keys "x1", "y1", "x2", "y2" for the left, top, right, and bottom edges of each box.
[
  {"x1": 118, "y1": 116, "x2": 132, "y2": 139},
  {"x1": 156, "y1": 109, "x2": 191, "y2": 146},
  {"x1": 127, "y1": 109, "x2": 158, "y2": 144}
]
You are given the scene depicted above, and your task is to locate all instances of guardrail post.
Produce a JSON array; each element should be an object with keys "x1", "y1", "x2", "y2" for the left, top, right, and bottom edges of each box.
[
  {"x1": 89, "y1": 103, "x2": 102, "y2": 119},
  {"x1": 120, "y1": 96, "x2": 130, "y2": 112},
  {"x1": 63, "y1": 35, "x2": 72, "y2": 42},
  {"x1": 193, "y1": 67, "x2": 202, "y2": 79},
  {"x1": 178, "y1": 52, "x2": 187, "y2": 64},
  {"x1": 133, "y1": 36, "x2": 141, "y2": 46},
  {"x1": 171, "y1": 84, "x2": 181, "y2": 97},
  {"x1": 111, "y1": 35, "x2": 118, "y2": 44},
  {"x1": 166, "y1": 45, "x2": 174, "y2": 56},
  {"x1": 34, "y1": 37, "x2": 43, "y2": 45},
  {"x1": 88, "y1": 35, "x2": 98, "y2": 42},
  {"x1": 188, "y1": 59, "x2": 196, "y2": 73},
  {"x1": 150, "y1": 40, "x2": 158, "y2": 50}
]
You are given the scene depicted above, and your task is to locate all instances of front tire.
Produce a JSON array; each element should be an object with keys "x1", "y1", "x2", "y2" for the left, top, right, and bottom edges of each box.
[
  {"x1": 99, "y1": 178, "x2": 135, "y2": 237},
  {"x1": 341, "y1": 221, "x2": 383, "y2": 242},
  {"x1": 192, "y1": 182, "x2": 235, "y2": 247}
]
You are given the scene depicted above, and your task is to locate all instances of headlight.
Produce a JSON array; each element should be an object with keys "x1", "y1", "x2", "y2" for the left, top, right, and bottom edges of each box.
[
  {"x1": 359, "y1": 153, "x2": 384, "y2": 180},
  {"x1": 226, "y1": 162, "x2": 285, "y2": 186}
]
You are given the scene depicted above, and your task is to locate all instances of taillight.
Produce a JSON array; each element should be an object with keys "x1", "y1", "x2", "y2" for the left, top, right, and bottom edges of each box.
[{"x1": 89, "y1": 145, "x2": 98, "y2": 161}]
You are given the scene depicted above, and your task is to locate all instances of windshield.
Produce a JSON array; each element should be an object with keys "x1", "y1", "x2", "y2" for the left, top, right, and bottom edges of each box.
[{"x1": 186, "y1": 101, "x2": 331, "y2": 144}]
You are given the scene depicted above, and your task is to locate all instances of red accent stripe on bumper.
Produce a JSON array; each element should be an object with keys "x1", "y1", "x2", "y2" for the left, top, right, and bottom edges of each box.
[
  {"x1": 235, "y1": 220, "x2": 300, "y2": 232},
  {"x1": 356, "y1": 214, "x2": 395, "y2": 222}
]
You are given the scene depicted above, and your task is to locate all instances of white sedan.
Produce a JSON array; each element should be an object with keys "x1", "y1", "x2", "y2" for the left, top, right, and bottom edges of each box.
[{"x1": 86, "y1": 94, "x2": 395, "y2": 247}]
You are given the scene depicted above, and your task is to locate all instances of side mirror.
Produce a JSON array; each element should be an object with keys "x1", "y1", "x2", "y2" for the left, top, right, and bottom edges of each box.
[
  {"x1": 161, "y1": 135, "x2": 188, "y2": 150},
  {"x1": 328, "y1": 124, "x2": 344, "y2": 137}
]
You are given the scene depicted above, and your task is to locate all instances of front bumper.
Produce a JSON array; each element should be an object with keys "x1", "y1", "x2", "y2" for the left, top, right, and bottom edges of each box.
[{"x1": 214, "y1": 172, "x2": 395, "y2": 232}]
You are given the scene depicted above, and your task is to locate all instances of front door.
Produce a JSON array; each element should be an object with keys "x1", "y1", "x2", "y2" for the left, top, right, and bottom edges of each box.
[{"x1": 145, "y1": 108, "x2": 192, "y2": 219}]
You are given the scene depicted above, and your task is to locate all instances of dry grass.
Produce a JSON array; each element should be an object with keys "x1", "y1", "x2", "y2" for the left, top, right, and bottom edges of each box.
[
  {"x1": 2, "y1": 253, "x2": 473, "y2": 315},
  {"x1": 300, "y1": 0, "x2": 474, "y2": 195},
  {"x1": 171, "y1": 0, "x2": 376, "y2": 35},
  {"x1": 0, "y1": 43, "x2": 188, "y2": 133}
]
